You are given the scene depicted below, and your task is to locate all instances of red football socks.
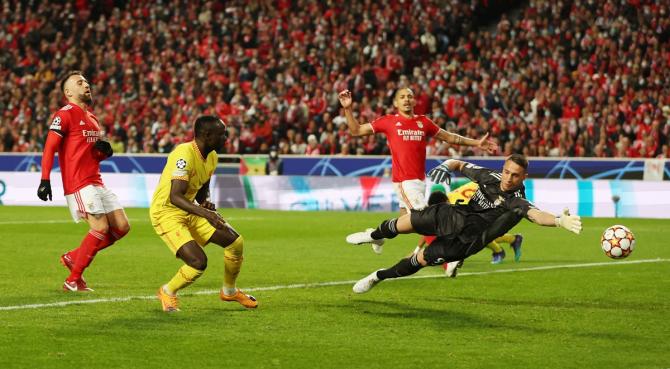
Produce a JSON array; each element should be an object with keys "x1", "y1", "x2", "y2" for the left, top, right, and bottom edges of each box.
[
  {"x1": 96, "y1": 226, "x2": 129, "y2": 252},
  {"x1": 67, "y1": 230, "x2": 106, "y2": 282}
]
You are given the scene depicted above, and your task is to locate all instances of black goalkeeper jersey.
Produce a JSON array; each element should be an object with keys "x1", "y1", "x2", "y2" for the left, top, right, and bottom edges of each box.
[
  {"x1": 454, "y1": 163, "x2": 536, "y2": 238},
  {"x1": 410, "y1": 162, "x2": 537, "y2": 245}
]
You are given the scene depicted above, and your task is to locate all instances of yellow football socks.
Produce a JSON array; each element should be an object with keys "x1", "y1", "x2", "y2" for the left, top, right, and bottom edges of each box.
[
  {"x1": 486, "y1": 240, "x2": 503, "y2": 253},
  {"x1": 165, "y1": 264, "x2": 204, "y2": 295},
  {"x1": 223, "y1": 236, "x2": 244, "y2": 295},
  {"x1": 496, "y1": 234, "x2": 516, "y2": 244}
]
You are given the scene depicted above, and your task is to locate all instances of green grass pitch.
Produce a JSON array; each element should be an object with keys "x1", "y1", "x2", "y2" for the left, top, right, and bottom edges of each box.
[{"x1": 0, "y1": 206, "x2": 668, "y2": 369}]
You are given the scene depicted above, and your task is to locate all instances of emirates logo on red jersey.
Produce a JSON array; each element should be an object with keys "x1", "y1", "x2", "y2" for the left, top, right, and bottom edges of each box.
[
  {"x1": 396, "y1": 128, "x2": 425, "y2": 142},
  {"x1": 82, "y1": 130, "x2": 101, "y2": 143}
]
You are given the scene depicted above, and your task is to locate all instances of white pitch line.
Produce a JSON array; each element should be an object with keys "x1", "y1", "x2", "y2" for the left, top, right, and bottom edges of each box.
[{"x1": 0, "y1": 258, "x2": 667, "y2": 312}]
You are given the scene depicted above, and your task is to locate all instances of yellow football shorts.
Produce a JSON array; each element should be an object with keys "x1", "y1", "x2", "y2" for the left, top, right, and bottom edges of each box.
[{"x1": 152, "y1": 213, "x2": 217, "y2": 255}]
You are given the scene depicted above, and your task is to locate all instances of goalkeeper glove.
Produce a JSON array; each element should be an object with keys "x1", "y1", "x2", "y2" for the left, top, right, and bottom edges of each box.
[
  {"x1": 427, "y1": 163, "x2": 452, "y2": 185},
  {"x1": 92, "y1": 140, "x2": 114, "y2": 161},
  {"x1": 555, "y1": 208, "x2": 582, "y2": 234},
  {"x1": 37, "y1": 179, "x2": 52, "y2": 201}
]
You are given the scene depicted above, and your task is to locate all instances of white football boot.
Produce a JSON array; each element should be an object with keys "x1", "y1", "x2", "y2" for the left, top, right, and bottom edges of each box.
[
  {"x1": 444, "y1": 260, "x2": 464, "y2": 278},
  {"x1": 346, "y1": 228, "x2": 385, "y2": 254},
  {"x1": 353, "y1": 270, "x2": 383, "y2": 294}
]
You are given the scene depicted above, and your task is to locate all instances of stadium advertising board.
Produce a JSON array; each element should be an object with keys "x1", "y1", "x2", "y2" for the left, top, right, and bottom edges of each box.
[
  {"x1": 1, "y1": 172, "x2": 669, "y2": 218},
  {"x1": 1, "y1": 154, "x2": 668, "y2": 180}
]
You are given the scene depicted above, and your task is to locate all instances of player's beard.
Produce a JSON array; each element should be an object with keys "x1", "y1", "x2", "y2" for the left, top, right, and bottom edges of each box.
[{"x1": 80, "y1": 92, "x2": 93, "y2": 105}]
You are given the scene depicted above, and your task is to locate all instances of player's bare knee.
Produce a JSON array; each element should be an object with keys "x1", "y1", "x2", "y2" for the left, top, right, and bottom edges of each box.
[
  {"x1": 187, "y1": 255, "x2": 207, "y2": 271},
  {"x1": 177, "y1": 243, "x2": 208, "y2": 270},
  {"x1": 117, "y1": 221, "x2": 130, "y2": 236},
  {"x1": 91, "y1": 225, "x2": 109, "y2": 234},
  {"x1": 397, "y1": 214, "x2": 415, "y2": 233},
  {"x1": 210, "y1": 228, "x2": 240, "y2": 247}
]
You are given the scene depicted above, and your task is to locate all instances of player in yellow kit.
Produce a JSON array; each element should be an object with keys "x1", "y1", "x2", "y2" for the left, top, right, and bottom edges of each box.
[{"x1": 151, "y1": 115, "x2": 257, "y2": 312}]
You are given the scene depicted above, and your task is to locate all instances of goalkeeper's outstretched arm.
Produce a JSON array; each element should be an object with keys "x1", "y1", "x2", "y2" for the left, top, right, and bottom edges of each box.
[
  {"x1": 442, "y1": 159, "x2": 466, "y2": 172},
  {"x1": 527, "y1": 208, "x2": 582, "y2": 234}
]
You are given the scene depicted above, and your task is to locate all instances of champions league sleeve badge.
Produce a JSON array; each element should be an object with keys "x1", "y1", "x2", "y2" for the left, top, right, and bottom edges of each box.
[
  {"x1": 172, "y1": 158, "x2": 189, "y2": 177},
  {"x1": 50, "y1": 116, "x2": 62, "y2": 130}
]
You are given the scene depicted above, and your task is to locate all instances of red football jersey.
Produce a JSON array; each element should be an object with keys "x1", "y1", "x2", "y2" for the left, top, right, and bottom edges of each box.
[
  {"x1": 49, "y1": 104, "x2": 104, "y2": 194},
  {"x1": 371, "y1": 114, "x2": 439, "y2": 182}
]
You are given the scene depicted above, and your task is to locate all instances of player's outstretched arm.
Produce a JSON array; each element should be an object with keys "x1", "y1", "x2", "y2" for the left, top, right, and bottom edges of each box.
[
  {"x1": 338, "y1": 89, "x2": 374, "y2": 137},
  {"x1": 428, "y1": 158, "x2": 467, "y2": 184},
  {"x1": 435, "y1": 130, "x2": 498, "y2": 154},
  {"x1": 428, "y1": 159, "x2": 463, "y2": 184},
  {"x1": 527, "y1": 208, "x2": 582, "y2": 234},
  {"x1": 170, "y1": 179, "x2": 225, "y2": 229},
  {"x1": 443, "y1": 159, "x2": 466, "y2": 172}
]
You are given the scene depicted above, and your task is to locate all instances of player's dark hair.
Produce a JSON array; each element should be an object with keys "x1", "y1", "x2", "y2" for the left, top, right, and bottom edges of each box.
[
  {"x1": 60, "y1": 70, "x2": 84, "y2": 93},
  {"x1": 393, "y1": 87, "x2": 414, "y2": 100},
  {"x1": 194, "y1": 115, "x2": 225, "y2": 137},
  {"x1": 428, "y1": 190, "x2": 448, "y2": 206},
  {"x1": 507, "y1": 154, "x2": 528, "y2": 171}
]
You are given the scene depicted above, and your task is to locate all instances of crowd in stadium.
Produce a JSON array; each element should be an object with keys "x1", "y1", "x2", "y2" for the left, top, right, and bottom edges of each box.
[{"x1": 1, "y1": 0, "x2": 669, "y2": 158}]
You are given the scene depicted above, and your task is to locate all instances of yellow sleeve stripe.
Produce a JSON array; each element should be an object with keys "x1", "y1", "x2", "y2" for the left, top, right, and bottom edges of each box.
[{"x1": 172, "y1": 176, "x2": 189, "y2": 181}]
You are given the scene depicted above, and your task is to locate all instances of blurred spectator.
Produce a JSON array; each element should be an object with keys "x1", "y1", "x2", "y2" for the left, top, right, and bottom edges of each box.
[
  {"x1": 305, "y1": 134, "x2": 321, "y2": 156},
  {"x1": 110, "y1": 135, "x2": 124, "y2": 154},
  {"x1": 265, "y1": 147, "x2": 283, "y2": 175}
]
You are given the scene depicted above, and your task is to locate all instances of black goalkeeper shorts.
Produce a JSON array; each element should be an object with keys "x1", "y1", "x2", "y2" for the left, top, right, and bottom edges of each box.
[
  {"x1": 422, "y1": 237, "x2": 488, "y2": 266},
  {"x1": 420, "y1": 210, "x2": 524, "y2": 266},
  {"x1": 410, "y1": 203, "x2": 466, "y2": 238}
]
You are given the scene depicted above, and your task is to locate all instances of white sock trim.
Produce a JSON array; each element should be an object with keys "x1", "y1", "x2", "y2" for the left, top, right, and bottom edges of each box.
[
  {"x1": 222, "y1": 287, "x2": 237, "y2": 296},
  {"x1": 163, "y1": 284, "x2": 176, "y2": 296}
]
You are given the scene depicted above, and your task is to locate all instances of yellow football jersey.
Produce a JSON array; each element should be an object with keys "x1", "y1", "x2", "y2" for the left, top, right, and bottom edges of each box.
[
  {"x1": 150, "y1": 141, "x2": 218, "y2": 218},
  {"x1": 447, "y1": 181, "x2": 479, "y2": 205}
]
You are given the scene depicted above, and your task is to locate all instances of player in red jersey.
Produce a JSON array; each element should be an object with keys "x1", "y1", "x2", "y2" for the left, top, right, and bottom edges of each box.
[
  {"x1": 338, "y1": 87, "x2": 497, "y2": 259},
  {"x1": 37, "y1": 71, "x2": 130, "y2": 292}
]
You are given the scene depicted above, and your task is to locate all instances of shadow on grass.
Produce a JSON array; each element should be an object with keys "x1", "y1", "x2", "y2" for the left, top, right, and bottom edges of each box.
[
  {"x1": 338, "y1": 299, "x2": 550, "y2": 335},
  {"x1": 441, "y1": 295, "x2": 667, "y2": 312},
  {"x1": 344, "y1": 298, "x2": 645, "y2": 342}
]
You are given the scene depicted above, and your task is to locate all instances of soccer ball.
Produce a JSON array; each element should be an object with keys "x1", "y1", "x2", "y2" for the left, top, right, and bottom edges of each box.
[{"x1": 601, "y1": 225, "x2": 635, "y2": 259}]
